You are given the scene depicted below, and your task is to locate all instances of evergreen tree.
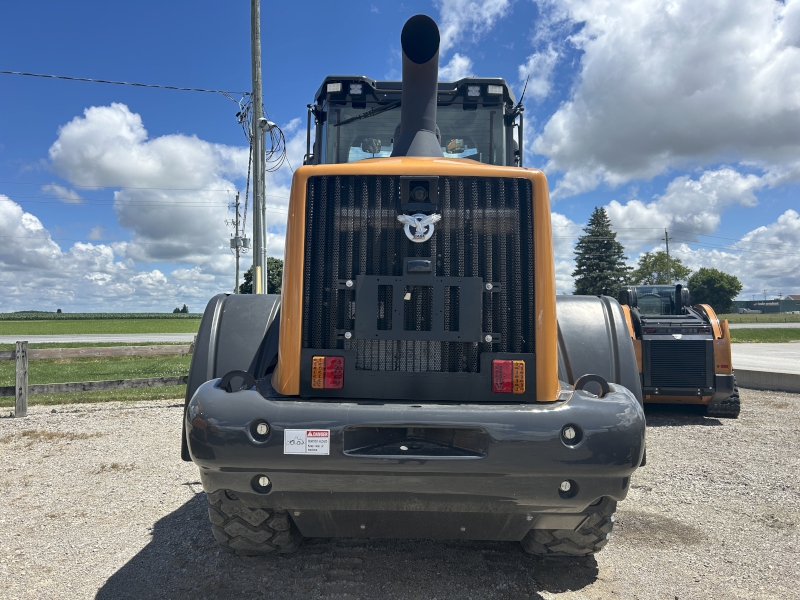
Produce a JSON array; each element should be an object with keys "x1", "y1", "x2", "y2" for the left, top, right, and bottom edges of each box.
[{"x1": 572, "y1": 207, "x2": 631, "y2": 296}]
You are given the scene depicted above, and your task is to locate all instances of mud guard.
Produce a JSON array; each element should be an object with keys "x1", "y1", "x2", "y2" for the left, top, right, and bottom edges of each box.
[
  {"x1": 556, "y1": 295, "x2": 643, "y2": 405},
  {"x1": 181, "y1": 293, "x2": 281, "y2": 461}
]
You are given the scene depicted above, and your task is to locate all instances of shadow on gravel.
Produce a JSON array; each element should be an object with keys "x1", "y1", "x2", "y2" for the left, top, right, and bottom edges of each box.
[
  {"x1": 96, "y1": 492, "x2": 600, "y2": 600},
  {"x1": 644, "y1": 403, "x2": 723, "y2": 427}
]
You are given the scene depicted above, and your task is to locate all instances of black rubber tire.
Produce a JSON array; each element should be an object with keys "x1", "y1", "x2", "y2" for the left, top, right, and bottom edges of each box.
[
  {"x1": 206, "y1": 490, "x2": 303, "y2": 555},
  {"x1": 705, "y1": 377, "x2": 740, "y2": 419},
  {"x1": 520, "y1": 498, "x2": 617, "y2": 556}
]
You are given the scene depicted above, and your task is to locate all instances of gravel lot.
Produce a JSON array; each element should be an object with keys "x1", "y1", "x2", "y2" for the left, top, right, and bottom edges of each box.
[{"x1": 1, "y1": 389, "x2": 797, "y2": 600}]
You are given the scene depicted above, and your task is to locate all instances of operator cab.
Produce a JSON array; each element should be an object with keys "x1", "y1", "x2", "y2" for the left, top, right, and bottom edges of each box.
[
  {"x1": 631, "y1": 285, "x2": 683, "y2": 316},
  {"x1": 304, "y1": 76, "x2": 523, "y2": 167}
]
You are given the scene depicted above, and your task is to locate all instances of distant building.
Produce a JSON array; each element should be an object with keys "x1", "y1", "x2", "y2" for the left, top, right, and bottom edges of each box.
[{"x1": 732, "y1": 298, "x2": 800, "y2": 314}]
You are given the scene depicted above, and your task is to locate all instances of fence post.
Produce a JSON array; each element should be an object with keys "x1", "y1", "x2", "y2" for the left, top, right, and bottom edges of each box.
[{"x1": 15, "y1": 341, "x2": 28, "y2": 418}]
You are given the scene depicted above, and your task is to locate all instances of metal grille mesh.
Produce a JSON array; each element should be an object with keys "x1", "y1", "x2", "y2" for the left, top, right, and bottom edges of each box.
[
  {"x1": 649, "y1": 341, "x2": 708, "y2": 387},
  {"x1": 302, "y1": 175, "x2": 535, "y2": 373}
]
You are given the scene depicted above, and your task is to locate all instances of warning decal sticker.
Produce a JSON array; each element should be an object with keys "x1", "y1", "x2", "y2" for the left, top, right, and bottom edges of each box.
[{"x1": 284, "y1": 429, "x2": 330, "y2": 455}]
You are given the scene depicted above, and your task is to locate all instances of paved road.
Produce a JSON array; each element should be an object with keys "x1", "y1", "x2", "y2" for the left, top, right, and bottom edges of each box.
[
  {"x1": 728, "y1": 322, "x2": 800, "y2": 329},
  {"x1": 731, "y1": 342, "x2": 800, "y2": 374},
  {"x1": 0, "y1": 333, "x2": 195, "y2": 344}
]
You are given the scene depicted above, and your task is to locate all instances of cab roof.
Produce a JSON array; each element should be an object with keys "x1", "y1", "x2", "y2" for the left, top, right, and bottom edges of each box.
[{"x1": 314, "y1": 75, "x2": 517, "y2": 107}]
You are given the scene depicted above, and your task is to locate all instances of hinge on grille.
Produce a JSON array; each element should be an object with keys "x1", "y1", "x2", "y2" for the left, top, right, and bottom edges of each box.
[
  {"x1": 483, "y1": 333, "x2": 502, "y2": 343},
  {"x1": 483, "y1": 282, "x2": 503, "y2": 293},
  {"x1": 337, "y1": 279, "x2": 356, "y2": 290}
]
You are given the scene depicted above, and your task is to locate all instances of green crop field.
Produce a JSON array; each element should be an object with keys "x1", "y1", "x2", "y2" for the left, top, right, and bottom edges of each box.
[
  {"x1": 721, "y1": 313, "x2": 800, "y2": 323},
  {"x1": 0, "y1": 312, "x2": 201, "y2": 321},
  {"x1": 729, "y1": 328, "x2": 800, "y2": 343},
  {"x1": 0, "y1": 353, "x2": 191, "y2": 408},
  {"x1": 0, "y1": 319, "x2": 200, "y2": 335}
]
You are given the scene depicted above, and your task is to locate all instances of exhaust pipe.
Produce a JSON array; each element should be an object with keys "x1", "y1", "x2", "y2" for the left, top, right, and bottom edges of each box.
[{"x1": 391, "y1": 15, "x2": 443, "y2": 158}]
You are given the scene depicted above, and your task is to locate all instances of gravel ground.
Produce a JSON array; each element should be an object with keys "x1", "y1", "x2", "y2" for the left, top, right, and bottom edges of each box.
[{"x1": 0, "y1": 389, "x2": 797, "y2": 600}]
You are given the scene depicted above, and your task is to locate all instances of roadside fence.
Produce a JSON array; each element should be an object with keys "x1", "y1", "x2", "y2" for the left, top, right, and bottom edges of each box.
[{"x1": 1, "y1": 340, "x2": 194, "y2": 417}]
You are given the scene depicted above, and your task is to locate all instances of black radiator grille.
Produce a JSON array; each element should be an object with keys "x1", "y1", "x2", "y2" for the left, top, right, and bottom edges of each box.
[
  {"x1": 301, "y1": 175, "x2": 535, "y2": 373},
  {"x1": 648, "y1": 340, "x2": 708, "y2": 387}
]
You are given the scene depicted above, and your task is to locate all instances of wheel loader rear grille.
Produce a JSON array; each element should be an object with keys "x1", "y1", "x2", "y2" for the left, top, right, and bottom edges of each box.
[
  {"x1": 648, "y1": 340, "x2": 708, "y2": 388},
  {"x1": 301, "y1": 175, "x2": 535, "y2": 373}
]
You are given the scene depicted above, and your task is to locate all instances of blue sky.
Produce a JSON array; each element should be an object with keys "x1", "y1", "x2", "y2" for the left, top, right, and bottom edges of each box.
[{"x1": 1, "y1": 0, "x2": 799, "y2": 312}]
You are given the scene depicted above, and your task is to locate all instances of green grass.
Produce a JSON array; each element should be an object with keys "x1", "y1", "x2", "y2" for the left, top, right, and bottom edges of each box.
[
  {"x1": 0, "y1": 354, "x2": 191, "y2": 408},
  {"x1": 730, "y1": 328, "x2": 800, "y2": 343},
  {"x1": 721, "y1": 313, "x2": 800, "y2": 323},
  {"x1": 0, "y1": 319, "x2": 200, "y2": 335}
]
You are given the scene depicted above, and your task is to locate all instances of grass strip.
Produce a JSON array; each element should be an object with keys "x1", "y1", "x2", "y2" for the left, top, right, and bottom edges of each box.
[
  {"x1": 721, "y1": 313, "x2": 800, "y2": 324},
  {"x1": 0, "y1": 355, "x2": 192, "y2": 387},
  {"x1": 0, "y1": 319, "x2": 200, "y2": 335},
  {"x1": 730, "y1": 328, "x2": 800, "y2": 343}
]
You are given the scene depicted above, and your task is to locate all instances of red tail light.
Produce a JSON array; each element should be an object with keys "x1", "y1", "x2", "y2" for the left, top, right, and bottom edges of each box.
[
  {"x1": 323, "y1": 356, "x2": 344, "y2": 389},
  {"x1": 643, "y1": 327, "x2": 656, "y2": 334},
  {"x1": 492, "y1": 360, "x2": 513, "y2": 393},
  {"x1": 698, "y1": 327, "x2": 711, "y2": 333}
]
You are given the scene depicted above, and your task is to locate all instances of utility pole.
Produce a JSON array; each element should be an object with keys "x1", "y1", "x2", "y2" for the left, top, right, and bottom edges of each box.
[
  {"x1": 662, "y1": 229, "x2": 671, "y2": 284},
  {"x1": 250, "y1": 0, "x2": 266, "y2": 294},
  {"x1": 227, "y1": 193, "x2": 250, "y2": 294}
]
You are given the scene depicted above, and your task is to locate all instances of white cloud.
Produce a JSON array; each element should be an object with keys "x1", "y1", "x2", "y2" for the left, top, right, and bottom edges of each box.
[
  {"x1": 551, "y1": 211, "x2": 582, "y2": 293},
  {"x1": 605, "y1": 168, "x2": 767, "y2": 250},
  {"x1": 530, "y1": 0, "x2": 800, "y2": 198},
  {"x1": 669, "y1": 209, "x2": 800, "y2": 297},
  {"x1": 439, "y1": 53, "x2": 474, "y2": 80},
  {"x1": 0, "y1": 103, "x2": 308, "y2": 311},
  {"x1": 518, "y1": 45, "x2": 560, "y2": 100},
  {"x1": 41, "y1": 184, "x2": 83, "y2": 204},
  {"x1": 435, "y1": 0, "x2": 512, "y2": 56},
  {"x1": 48, "y1": 103, "x2": 252, "y2": 265}
]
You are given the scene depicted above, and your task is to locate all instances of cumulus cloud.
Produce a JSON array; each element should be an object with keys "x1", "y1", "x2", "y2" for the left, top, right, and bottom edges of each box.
[
  {"x1": 47, "y1": 103, "x2": 248, "y2": 265},
  {"x1": 517, "y1": 46, "x2": 560, "y2": 100},
  {"x1": 439, "y1": 53, "x2": 474, "y2": 80},
  {"x1": 0, "y1": 193, "x2": 245, "y2": 311},
  {"x1": 0, "y1": 102, "x2": 310, "y2": 311},
  {"x1": 606, "y1": 168, "x2": 766, "y2": 250},
  {"x1": 667, "y1": 209, "x2": 800, "y2": 297},
  {"x1": 530, "y1": 0, "x2": 800, "y2": 198},
  {"x1": 435, "y1": 0, "x2": 512, "y2": 56}
]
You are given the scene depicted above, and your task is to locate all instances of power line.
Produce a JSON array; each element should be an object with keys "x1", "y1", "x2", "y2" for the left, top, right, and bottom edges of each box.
[{"x1": 0, "y1": 70, "x2": 249, "y2": 99}]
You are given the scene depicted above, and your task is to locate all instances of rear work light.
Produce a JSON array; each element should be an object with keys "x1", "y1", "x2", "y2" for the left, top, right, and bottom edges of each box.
[
  {"x1": 311, "y1": 356, "x2": 344, "y2": 389},
  {"x1": 326, "y1": 82, "x2": 342, "y2": 93},
  {"x1": 492, "y1": 360, "x2": 525, "y2": 394},
  {"x1": 487, "y1": 84, "x2": 503, "y2": 95}
]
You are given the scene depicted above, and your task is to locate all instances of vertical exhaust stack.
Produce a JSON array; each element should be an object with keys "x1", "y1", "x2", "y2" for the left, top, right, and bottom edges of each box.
[{"x1": 391, "y1": 15, "x2": 443, "y2": 158}]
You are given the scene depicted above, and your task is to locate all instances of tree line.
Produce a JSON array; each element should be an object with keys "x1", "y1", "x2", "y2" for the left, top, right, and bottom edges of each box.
[{"x1": 572, "y1": 207, "x2": 743, "y2": 314}]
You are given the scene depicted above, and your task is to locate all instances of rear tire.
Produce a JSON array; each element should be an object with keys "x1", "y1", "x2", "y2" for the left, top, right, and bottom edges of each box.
[
  {"x1": 705, "y1": 377, "x2": 740, "y2": 419},
  {"x1": 521, "y1": 498, "x2": 617, "y2": 556},
  {"x1": 206, "y1": 490, "x2": 303, "y2": 555}
]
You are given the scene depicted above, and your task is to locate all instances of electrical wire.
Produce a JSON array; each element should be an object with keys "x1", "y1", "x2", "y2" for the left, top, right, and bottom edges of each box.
[{"x1": 0, "y1": 70, "x2": 248, "y2": 99}]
